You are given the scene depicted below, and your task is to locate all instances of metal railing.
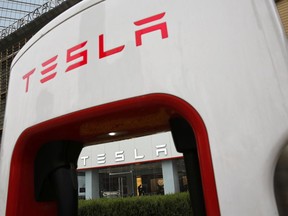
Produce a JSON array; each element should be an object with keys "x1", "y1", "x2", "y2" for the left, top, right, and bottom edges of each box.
[{"x1": 0, "y1": 0, "x2": 67, "y2": 40}]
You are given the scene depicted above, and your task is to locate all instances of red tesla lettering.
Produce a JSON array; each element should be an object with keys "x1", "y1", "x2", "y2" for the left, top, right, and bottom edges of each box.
[
  {"x1": 134, "y1": 12, "x2": 168, "y2": 46},
  {"x1": 40, "y1": 55, "x2": 58, "y2": 83},
  {"x1": 65, "y1": 41, "x2": 88, "y2": 72},
  {"x1": 21, "y1": 11, "x2": 169, "y2": 93},
  {"x1": 23, "y1": 68, "x2": 35, "y2": 93},
  {"x1": 99, "y1": 34, "x2": 125, "y2": 59}
]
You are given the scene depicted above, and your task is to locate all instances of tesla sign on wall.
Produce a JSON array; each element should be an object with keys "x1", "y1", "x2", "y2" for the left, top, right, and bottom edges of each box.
[{"x1": 77, "y1": 132, "x2": 182, "y2": 169}]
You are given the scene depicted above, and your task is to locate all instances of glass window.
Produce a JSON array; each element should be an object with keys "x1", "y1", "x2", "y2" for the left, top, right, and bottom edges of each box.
[
  {"x1": 78, "y1": 157, "x2": 188, "y2": 199},
  {"x1": 77, "y1": 172, "x2": 86, "y2": 199},
  {"x1": 98, "y1": 161, "x2": 164, "y2": 198}
]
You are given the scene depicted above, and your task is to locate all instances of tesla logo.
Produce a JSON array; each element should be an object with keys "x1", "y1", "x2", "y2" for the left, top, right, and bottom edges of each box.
[
  {"x1": 80, "y1": 144, "x2": 168, "y2": 166},
  {"x1": 22, "y1": 12, "x2": 168, "y2": 93}
]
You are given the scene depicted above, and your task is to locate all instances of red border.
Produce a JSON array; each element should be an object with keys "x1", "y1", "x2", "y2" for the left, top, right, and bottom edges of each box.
[{"x1": 6, "y1": 93, "x2": 220, "y2": 215}]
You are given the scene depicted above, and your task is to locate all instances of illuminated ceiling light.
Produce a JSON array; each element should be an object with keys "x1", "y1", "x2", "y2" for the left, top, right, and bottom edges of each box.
[{"x1": 108, "y1": 132, "x2": 117, "y2": 136}]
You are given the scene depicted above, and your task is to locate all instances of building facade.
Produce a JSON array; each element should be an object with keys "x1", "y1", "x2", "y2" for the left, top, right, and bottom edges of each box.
[{"x1": 77, "y1": 132, "x2": 187, "y2": 199}]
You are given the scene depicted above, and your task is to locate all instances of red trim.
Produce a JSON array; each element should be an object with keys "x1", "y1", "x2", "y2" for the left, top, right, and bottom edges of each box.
[{"x1": 6, "y1": 93, "x2": 220, "y2": 215}]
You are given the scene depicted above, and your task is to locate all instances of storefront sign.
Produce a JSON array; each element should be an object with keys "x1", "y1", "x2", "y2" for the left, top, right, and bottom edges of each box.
[
  {"x1": 80, "y1": 144, "x2": 168, "y2": 166},
  {"x1": 78, "y1": 132, "x2": 182, "y2": 168}
]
